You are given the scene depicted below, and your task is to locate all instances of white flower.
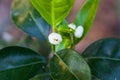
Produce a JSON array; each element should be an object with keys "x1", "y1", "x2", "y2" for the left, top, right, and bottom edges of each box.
[
  {"x1": 68, "y1": 23, "x2": 76, "y2": 30},
  {"x1": 74, "y1": 26, "x2": 84, "y2": 38},
  {"x1": 48, "y1": 33, "x2": 62, "y2": 45}
]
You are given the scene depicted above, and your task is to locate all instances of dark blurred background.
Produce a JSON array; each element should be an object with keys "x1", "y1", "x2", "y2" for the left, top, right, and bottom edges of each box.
[{"x1": 0, "y1": 0, "x2": 119, "y2": 52}]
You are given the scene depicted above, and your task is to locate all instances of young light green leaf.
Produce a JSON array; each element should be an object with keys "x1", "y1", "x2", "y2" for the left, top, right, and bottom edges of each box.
[
  {"x1": 83, "y1": 38, "x2": 120, "y2": 80},
  {"x1": 56, "y1": 39, "x2": 71, "y2": 52},
  {"x1": 50, "y1": 49, "x2": 91, "y2": 80},
  {"x1": 56, "y1": 23, "x2": 72, "y2": 52},
  {"x1": 74, "y1": 0, "x2": 100, "y2": 44},
  {"x1": 0, "y1": 46, "x2": 47, "y2": 80},
  {"x1": 11, "y1": 0, "x2": 50, "y2": 41},
  {"x1": 30, "y1": 0, "x2": 75, "y2": 27}
]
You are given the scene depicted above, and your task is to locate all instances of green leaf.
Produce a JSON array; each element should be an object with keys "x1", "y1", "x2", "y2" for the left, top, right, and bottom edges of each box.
[
  {"x1": 0, "y1": 46, "x2": 47, "y2": 80},
  {"x1": 74, "y1": 0, "x2": 100, "y2": 44},
  {"x1": 59, "y1": 19, "x2": 68, "y2": 25},
  {"x1": 56, "y1": 39, "x2": 71, "y2": 52},
  {"x1": 92, "y1": 75, "x2": 100, "y2": 80},
  {"x1": 30, "y1": 67, "x2": 53, "y2": 80},
  {"x1": 30, "y1": 73, "x2": 51, "y2": 80},
  {"x1": 83, "y1": 38, "x2": 120, "y2": 80},
  {"x1": 50, "y1": 49, "x2": 91, "y2": 80},
  {"x1": 11, "y1": 0, "x2": 50, "y2": 41},
  {"x1": 30, "y1": 0, "x2": 75, "y2": 27}
]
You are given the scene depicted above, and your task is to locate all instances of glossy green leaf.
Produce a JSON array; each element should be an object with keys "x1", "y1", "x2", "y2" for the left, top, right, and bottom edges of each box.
[
  {"x1": 83, "y1": 38, "x2": 120, "y2": 80},
  {"x1": 0, "y1": 46, "x2": 47, "y2": 80},
  {"x1": 30, "y1": 73, "x2": 52, "y2": 80},
  {"x1": 11, "y1": 0, "x2": 50, "y2": 41},
  {"x1": 74, "y1": 0, "x2": 100, "y2": 44},
  {"x1": 30, "y1": 67, "x2": 52, "y2": 80},
  {"x1": 30, "y1": 0, "x2": 75, "y2": 27},
  {"x1": 50, "y1": 49, "x2": 91, "y2": 80}
]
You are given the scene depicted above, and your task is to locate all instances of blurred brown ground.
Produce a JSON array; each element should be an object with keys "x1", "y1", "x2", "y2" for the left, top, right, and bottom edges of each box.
[{"x1": 0, "y1": 0, "x2": 119, "y2": 52}]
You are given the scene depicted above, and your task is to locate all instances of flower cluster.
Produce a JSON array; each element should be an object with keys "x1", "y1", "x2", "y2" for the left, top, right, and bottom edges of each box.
[{"x1": 48, "y1": 23, "x2": 84, "y2": 45}]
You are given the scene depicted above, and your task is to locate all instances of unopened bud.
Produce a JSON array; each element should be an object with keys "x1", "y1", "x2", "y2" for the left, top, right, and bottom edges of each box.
[
  {"x1": 74, "y1": 26, "x2": 84, "y2": 38},
  {"x1": 68, "y1": 23, "x2": 76, "y2": 30}
]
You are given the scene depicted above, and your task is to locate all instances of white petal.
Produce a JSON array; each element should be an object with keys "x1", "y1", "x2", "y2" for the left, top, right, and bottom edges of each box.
[
  {"x1": 68, "y1": 23, "x2": 76, "y2": 30},
  {"x1": 74, "y1": 26, "x2": 84, "y2": 38},
  {"x1": 48, "y1": 33, "x2": 62, "y2": 45}
]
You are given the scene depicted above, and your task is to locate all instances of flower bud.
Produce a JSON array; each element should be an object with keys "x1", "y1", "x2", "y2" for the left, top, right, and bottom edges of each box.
[
  {"x1": 68, "y1": 23, "x2": 76, "y2": 30},
  {"x1": 74, "y1": 26, "x2": 84, "y2": 38},
  {"x1": 48, "y1": 33, "x2": 62, "y2": 45}
]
